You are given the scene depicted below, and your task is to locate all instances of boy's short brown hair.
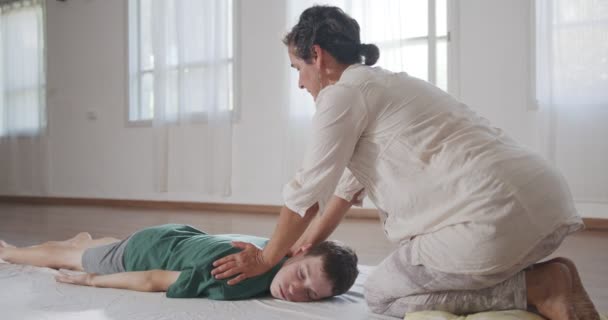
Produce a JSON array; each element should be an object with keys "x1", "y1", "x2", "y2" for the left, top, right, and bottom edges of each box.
[{"x1": 306, "y1": 240, "x2": 359, "y2": 296}]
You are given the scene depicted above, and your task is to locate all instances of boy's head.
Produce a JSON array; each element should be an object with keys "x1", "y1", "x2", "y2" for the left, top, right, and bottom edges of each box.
[{"x1": 270, "y1": 240, "x2": 358, "y2": 302}]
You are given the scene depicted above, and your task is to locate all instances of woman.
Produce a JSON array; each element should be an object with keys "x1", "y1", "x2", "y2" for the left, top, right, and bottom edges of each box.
[{"x1": 211, "y1": 5, "x2": 599, "y2": 320}]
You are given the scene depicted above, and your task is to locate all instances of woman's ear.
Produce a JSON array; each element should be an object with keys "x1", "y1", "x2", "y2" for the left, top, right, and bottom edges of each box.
[{"x1": 311, "y1": 44, "x2": 323, "y2": 69}]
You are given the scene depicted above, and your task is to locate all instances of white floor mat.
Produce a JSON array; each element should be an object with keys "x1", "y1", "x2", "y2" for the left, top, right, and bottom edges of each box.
[{"x1": 0, "y1": 261, "x2": 395, "y2": 320}]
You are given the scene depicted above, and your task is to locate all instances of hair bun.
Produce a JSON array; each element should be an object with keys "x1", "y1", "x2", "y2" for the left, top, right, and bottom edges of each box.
[{"x1": 359, "y1": 43, "x2": 380, "y2": 66}]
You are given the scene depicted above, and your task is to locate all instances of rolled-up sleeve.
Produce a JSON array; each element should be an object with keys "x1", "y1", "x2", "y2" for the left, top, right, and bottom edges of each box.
[
  {"x1": 283, "y1": 85, "x2": 368, "y2": 217},
  {"x1": 334, "y1": 168, "x2": 366, "y2": 206}
]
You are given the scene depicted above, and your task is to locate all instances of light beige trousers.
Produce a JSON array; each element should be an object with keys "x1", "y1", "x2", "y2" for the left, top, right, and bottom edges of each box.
[{"x1": 364, "y1": 223, "x2": 582, "y2": 317}]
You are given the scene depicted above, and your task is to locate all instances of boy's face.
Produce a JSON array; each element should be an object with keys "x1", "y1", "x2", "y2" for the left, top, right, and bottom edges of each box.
[{"x1": 270, "y1": 255, "x2": 333, "y2": 302}]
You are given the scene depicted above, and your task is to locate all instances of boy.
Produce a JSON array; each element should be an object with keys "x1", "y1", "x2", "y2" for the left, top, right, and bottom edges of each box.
[{"x1": 0, "y1": 224, "x2": 358, "y2": 302}]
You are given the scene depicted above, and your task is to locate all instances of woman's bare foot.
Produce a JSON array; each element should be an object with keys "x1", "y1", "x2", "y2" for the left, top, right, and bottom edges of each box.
[
  {"x1": 543, "y1": 257, "x2": 600, "y2": 320},
  {"x1": 526, "y1": 261, "x2": 578, "y2": 320}
]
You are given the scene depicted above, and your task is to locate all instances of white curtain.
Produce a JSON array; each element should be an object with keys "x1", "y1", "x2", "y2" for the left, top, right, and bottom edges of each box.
[
  {"x1": 283, "y1": 0, "x2": 445, "y2": 182},
  {"x1": 536, "y1": 0, "x2": 608, "y2": 108},
  {"x1": 536, "y1": 0, "x2": 608, "y2": 201},
  {"x1": 139, "y1": 0, "x2": 233, "y2": 196},
  {"x1": 0, "y1": 0, "x2": 47, "y2": 195}
]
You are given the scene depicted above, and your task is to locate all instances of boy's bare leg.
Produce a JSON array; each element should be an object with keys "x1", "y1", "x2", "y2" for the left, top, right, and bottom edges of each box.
[
  {"x1": 27, "y1": 233, "x2": 120, "y2": 250},
  {"x1": 0, "y1": 234, "x2": 122, "y2": 271}
]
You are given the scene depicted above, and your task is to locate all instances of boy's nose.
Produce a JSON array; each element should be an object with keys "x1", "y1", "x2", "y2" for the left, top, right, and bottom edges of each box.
[{"x1": 289, "y1": 283, "x2": 303, "y2": 296}]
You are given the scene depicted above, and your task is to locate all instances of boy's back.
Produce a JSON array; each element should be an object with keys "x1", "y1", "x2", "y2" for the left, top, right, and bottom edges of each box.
[{"x1": 124, "y1": 224, "x2": 284, "y2": 299}]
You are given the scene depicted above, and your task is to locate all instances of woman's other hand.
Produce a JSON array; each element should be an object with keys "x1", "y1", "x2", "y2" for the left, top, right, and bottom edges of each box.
[{"x1": 211, "y1": 241, "x2": 273, "y2": 285}]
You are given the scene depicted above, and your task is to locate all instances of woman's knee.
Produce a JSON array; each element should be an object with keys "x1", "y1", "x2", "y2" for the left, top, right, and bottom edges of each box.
[
  {"x1": 363, "y1": 275, "x2": 393, "y2": 314},
  {"x1": 364, "y1": 290, "x2": 391, "y2": 314}
]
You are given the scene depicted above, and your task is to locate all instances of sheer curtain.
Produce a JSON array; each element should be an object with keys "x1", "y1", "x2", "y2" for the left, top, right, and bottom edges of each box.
[
  {"x1": 536, "y1": 0, "x2": 608, "y2": 202},
  {"x1": 0, "y1": 0, "x2": 47, "y2": 195},
  {"x1": 536, "y1": 0, "x2": 608, "y2": 108},
  {"x1": 132, "y1": 0, "x2": 233, "y2": 196}
]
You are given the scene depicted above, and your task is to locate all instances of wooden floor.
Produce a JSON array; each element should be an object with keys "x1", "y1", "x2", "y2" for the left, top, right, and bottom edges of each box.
[{"x1": 0, "y1": 202, "x2": 606, "y2": 313}]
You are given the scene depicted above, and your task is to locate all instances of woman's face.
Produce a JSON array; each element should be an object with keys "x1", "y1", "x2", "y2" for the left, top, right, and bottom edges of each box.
[{"x1": 288, "y1": 46, "x2": 322, "y2": 100}]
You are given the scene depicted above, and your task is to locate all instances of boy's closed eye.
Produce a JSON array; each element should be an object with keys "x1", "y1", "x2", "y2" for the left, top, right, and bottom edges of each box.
[{"x1": 301, "y1": 265, "x2": 318, "y2": 301}]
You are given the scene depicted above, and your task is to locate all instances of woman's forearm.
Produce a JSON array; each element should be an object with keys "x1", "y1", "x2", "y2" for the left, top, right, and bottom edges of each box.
[
  {"x1": 298, "y1": 195, "x2": 353, "y2": 247},
  {"x1": 262, "y1": 205, "x2": 318, "y2": 265}
]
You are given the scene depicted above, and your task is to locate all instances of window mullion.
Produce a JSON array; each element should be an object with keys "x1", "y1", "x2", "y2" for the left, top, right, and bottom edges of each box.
[
  {"x1": 428, "y1": 0, "x2": 437, "y2": 85},
  {"x1": 136, "y1": 0, "x2": 143, "y2": 121},
  {"x1": 175, "y1": 0, "x2": 184, "y2": 120}
]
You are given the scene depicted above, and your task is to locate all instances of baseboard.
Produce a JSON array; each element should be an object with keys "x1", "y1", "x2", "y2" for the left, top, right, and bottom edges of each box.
[
  {"x1": 583, "y1": 218, "x2": 608, "y2": 231},
  {"x1": 1, "y1": 195, "x2": 606, "y2": 229},
  {"x1": 0, "y1": 195, "x2": 379, "y2": 220}
]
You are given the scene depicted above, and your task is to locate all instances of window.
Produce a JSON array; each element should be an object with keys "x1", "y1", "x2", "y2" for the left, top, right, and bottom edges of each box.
[
  {"x1": 286, "y1": 0, "x2": 452, "y2": 119},
  {"x1": 347, "y1": 0, "x2": 449, "y2": 91},
  {"x1": 128, "y1": 0, "x2": 235, "y2": 123},
  {"x1": 536, "y1": 0, "x2": 608, "y2": 107},
  {"x1": 0, "y1": 0, "x2": 46, "y2": 137}
]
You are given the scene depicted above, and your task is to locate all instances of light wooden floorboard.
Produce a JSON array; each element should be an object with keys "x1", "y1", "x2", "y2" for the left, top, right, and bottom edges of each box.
[{"x1": 0, "y1": 203, "x2": 606, "y2": 313}]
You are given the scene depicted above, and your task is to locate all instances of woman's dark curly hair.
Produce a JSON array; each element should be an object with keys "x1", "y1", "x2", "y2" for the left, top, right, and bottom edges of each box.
[{"x1": 283, "y1": 5, "x2": 379, "y2": 66}]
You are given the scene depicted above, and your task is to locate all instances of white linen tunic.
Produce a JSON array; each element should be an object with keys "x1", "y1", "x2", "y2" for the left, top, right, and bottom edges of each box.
[{"x1": 283, "y1": 64, "x2": 582, "y2": 274}]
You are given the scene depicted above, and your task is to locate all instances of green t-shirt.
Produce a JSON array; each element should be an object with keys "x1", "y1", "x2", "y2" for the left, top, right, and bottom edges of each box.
[{"x1": 123, "y1": 224, "x2": 284, "y2": 300}]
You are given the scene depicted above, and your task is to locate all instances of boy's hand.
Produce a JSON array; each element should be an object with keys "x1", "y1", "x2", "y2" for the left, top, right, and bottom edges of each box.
[
  {"x1": 55, "y1": 271, "x2": 95, "y2": 287},
  {"x1": 211, "y1": 241, "x2": 273, "y2": 285}
]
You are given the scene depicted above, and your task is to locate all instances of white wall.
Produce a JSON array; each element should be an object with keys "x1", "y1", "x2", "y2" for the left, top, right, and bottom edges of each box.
[
  {"x1": 1, "y1": 0, "x2": 606, "y2": 218},
  {"x1": 42, "y1": 0, "x2": 291, "y2": 205}
]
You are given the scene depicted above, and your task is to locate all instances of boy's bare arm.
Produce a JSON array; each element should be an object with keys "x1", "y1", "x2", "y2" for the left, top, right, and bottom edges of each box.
[{"x1": 55, "y1": 270, "x2": 181, "y2": 292}]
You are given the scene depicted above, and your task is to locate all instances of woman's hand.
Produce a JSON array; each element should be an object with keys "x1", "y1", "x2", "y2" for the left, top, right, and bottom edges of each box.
[
  {"x1": 212, "y1": 205, "x2": 317, "y2": 285},
  {"x1": 211, "y1": 241, "x2": 273, "y2": 285},
  {"x1": 288, "y1": 243, "x2": 312, "y2": 257},
  {"x1": 55, "y1": 271, "x2": 95, "y2": 287},
  {"x1": 287, "y1": 245, "x2": 299, "y2": 257}
]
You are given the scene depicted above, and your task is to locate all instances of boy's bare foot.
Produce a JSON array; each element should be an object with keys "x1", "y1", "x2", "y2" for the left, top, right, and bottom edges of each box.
[
  {"x1": 68, "y1": 232, "x2": 92, "y2": 246},
  {"x1": 0, "y1": 240, "x2": 15, "y2": 261},
  {"x1": 543, "y1": 257, "x2": 600, "y2": 320},
  {"x1": 38, "y1": 232, "x2": 93, "y2": 248},
  {"x1": 0, "y1": 240, "x2": 16, "y2": 248},
  {"x1": 526, "y1": 261, "x2": 578, "y2": 320}
]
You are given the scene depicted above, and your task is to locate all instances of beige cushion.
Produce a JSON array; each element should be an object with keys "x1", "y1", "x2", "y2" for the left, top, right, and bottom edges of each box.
[
  {"x1": 404, "y1": 310, "x2": 545, "y2": 320},
  {"x1": 405, "y1": 310, "x2": 608, "y2": 320}
]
